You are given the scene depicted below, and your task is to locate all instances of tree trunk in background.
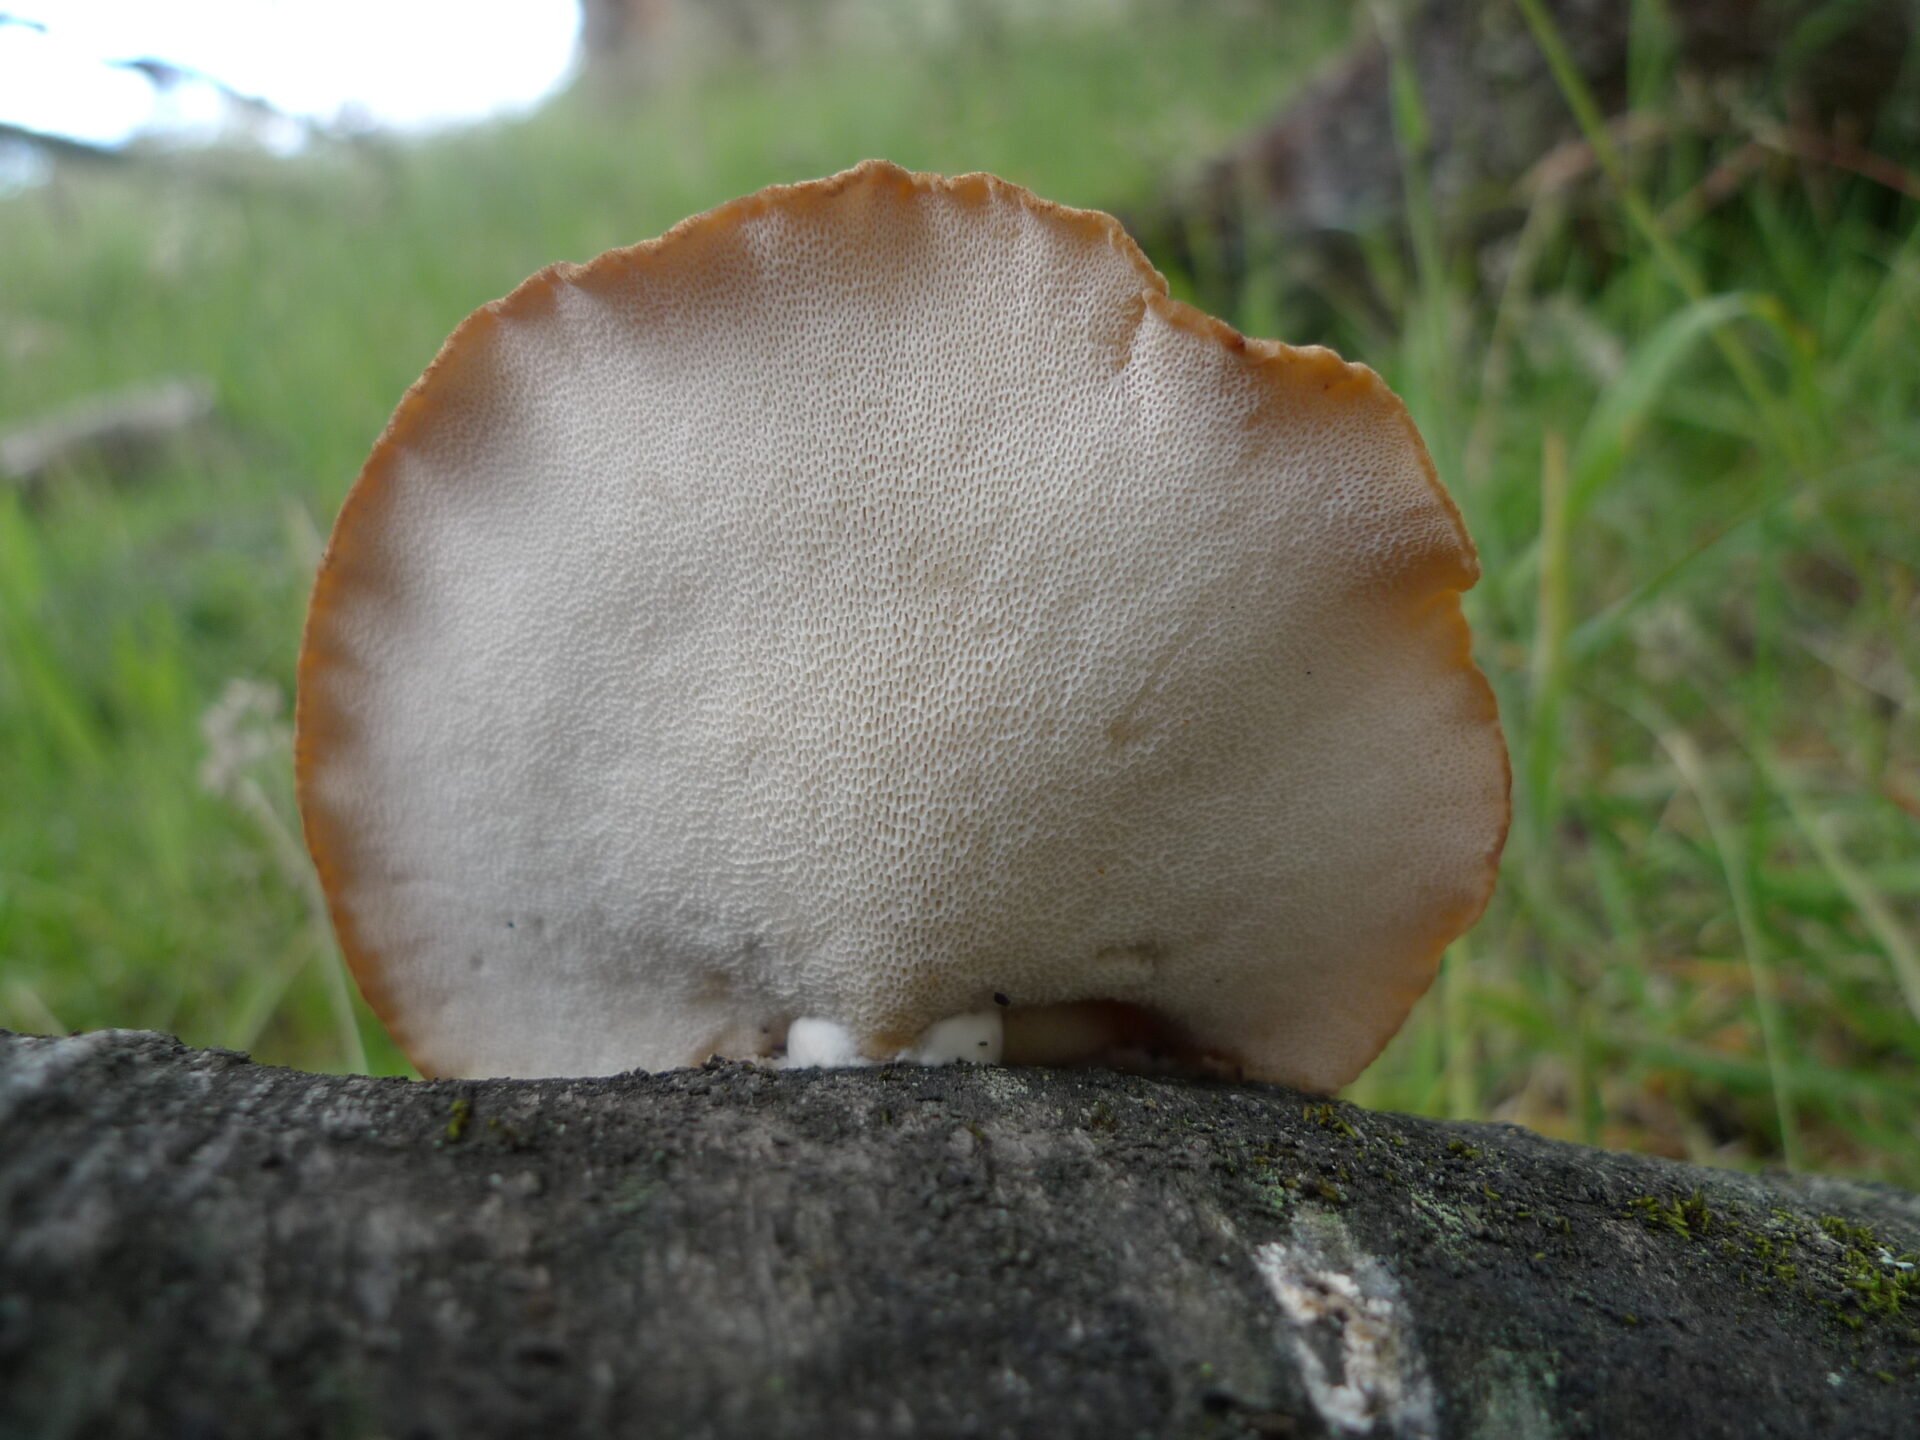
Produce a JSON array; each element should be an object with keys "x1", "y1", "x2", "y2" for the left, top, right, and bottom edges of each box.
[
  {"x1": 575, "y1": 0, "x2": 679, "y2": 91},
  {"x1": 2, "y1": 1028, "x2": 1916, "y2": 1439},
  {"x1": 572, "y1": 0, "x2": 852, "y2": 95},
  {"x1": 1142, "y1": 0, "x2": 1914, "y2": 310}
]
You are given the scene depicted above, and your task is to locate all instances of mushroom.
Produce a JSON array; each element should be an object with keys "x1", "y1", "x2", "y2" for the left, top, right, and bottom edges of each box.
[{"x1": 296, "y1": 160, "x2": 1508, "y2": 1091}]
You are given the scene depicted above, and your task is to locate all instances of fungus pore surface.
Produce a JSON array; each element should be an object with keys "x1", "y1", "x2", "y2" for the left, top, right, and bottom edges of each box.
[{"x1": 296, "y1": 160, "x2": 1509, "y2": 1089}]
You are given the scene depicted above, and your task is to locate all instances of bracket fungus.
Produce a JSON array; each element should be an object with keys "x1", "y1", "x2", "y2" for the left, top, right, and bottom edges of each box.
[{"x1": 296, "y1": 160, "x2": 1509, "y2": 1091}]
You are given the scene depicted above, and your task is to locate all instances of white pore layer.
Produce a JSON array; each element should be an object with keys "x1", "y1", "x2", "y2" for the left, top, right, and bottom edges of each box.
[
  {"x1": 301, "y1": 163, "x2": 1506, "y2": 1086},
  {"x1": 780, "y1": 1010, "x2": 1004, "y2": 1069}
]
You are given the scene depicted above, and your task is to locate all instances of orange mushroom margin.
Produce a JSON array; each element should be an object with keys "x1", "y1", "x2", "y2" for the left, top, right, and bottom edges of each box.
[{"x1": 294, "y1": 158, "x2": 1511, "y2": 1085}]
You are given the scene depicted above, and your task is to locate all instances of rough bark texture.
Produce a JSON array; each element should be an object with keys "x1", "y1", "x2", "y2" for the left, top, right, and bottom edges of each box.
[{"x1": 2, "y1": 1029, "x2": 1916, "y2": 1440}]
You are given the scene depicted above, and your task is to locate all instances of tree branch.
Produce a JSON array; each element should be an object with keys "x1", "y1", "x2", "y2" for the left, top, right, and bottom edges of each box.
[{"x1": 1, "y1": 1029, "x2": 1914, "y2": 1438}]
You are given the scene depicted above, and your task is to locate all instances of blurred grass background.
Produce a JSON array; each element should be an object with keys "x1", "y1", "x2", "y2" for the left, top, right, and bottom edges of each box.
[{"x1": 1, "y1": 0, "x2": 1916, "y2": 1185}]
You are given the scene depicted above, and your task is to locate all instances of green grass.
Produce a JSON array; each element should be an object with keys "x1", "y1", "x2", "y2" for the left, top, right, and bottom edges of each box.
[{"x1": 2, "y1": 1, "x2": 1916, "y2": 1183}]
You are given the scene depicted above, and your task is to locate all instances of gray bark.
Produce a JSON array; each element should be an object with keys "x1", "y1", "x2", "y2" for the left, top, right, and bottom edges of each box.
[{"x1": 1, "y1": 1028, "x2": 1915, "y2": 1440}]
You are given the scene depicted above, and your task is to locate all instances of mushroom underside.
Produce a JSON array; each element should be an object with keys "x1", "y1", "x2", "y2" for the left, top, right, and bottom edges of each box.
[{"x1": 297, "y1": 160, "x2": 1509, "y2": 1093}]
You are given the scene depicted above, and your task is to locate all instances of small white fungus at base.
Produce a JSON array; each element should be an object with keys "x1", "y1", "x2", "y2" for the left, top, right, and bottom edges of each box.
[{"x1": 779, "y1": 1010, "x2": 1004, "y2": 1068}]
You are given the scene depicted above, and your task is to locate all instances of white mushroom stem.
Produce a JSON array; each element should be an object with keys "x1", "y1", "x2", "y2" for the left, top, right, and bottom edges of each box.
[{"x1": 779, "y1": 1011, "x2": 1004, "y2": 1069}]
